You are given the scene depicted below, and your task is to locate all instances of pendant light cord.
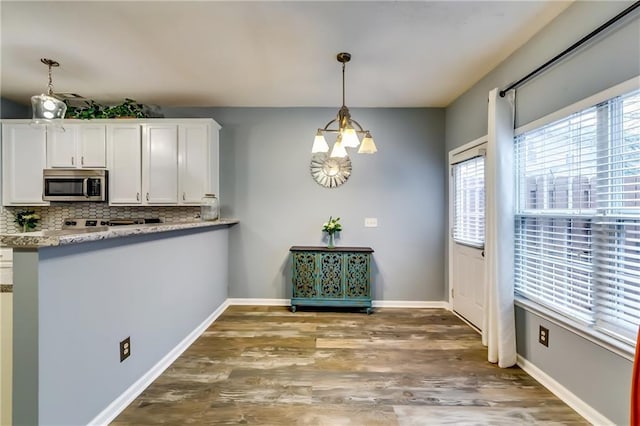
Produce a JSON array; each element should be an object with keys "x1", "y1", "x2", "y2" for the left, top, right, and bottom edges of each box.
[{"x1": 342, "y1": 61, "x2": 346, "y2": 107}]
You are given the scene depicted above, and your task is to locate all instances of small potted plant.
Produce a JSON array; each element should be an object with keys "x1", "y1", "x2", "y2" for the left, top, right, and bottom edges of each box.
[
  {"x1": 322, "y1": 216, "x2": 342, "y2": 248},
  {"x1": 14, "y1": 210, "x2": 40, "y2": 233}
]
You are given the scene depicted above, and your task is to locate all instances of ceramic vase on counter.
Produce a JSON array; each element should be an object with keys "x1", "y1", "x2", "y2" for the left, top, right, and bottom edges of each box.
[{"x1": 200, "y1": 194, "x2": 219, "y2": 221}]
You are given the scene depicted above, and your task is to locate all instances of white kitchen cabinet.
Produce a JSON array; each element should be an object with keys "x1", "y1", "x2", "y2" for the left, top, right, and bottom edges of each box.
[
  {"x1": 110, "y1": 123, "x2": 180, "y2": 206},
  {"x1": 179, "y1": 123, "x2": 214, "y2": 204},
  {"x1": 47, "y1": 124, "x2": 106, "y2": 168},
  {"x1": 107, "y1": 124, "x2": 142, "y2": 204},
  {"x1": 143, "y1": 124, "x2": 179, "y2": 204},
  {"x1": 0, "y1": 247, "x2": 12, "y2": 285},
  {"x1": 109, "y1": 120, "x2": 218, "y2": 206},
  {"x1": 2, "y1": 123, "x2": 49, "y2": 206}
]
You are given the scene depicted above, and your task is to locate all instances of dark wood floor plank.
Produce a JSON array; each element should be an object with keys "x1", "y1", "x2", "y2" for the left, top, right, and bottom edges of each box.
[{"x1": 111, "y1": 306, "x2": 587, "y2": 425}]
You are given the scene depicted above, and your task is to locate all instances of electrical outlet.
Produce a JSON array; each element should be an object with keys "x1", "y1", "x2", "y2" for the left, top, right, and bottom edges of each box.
[
  {"x1": 120, "y1": 336, "x2": 131, "y2": 362},
  {"x1": 538, "y1": 326, "x2": 549, "y2": 347}
]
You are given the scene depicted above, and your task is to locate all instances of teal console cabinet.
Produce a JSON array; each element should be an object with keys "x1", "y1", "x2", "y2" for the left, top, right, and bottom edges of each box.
[{"x1": 290, "y1": 246, "x2": 373, "y2": 314}]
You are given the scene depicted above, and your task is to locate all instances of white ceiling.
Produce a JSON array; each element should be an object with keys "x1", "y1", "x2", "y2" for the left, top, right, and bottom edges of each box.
[{"x1": 0, "y1": 1, "x2": 572, "y2": 108}]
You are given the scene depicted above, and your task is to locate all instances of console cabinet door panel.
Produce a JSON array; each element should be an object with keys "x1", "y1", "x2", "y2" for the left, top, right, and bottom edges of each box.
[
  {"x1": 292, "y1": 252, "x2": 318, "y2": 299},
  {"x1": 143, "y1": 124, "x2": 178, "y2": 204},
  {"x1": 319, "y1": 252, "x2": 344, "y2": 298},
  {"x1": 2, "y1": 124, "x2": 48, "y2": 206},
  {"x1": 108, "y1": 124, "x2": 142, "y2": 204}
]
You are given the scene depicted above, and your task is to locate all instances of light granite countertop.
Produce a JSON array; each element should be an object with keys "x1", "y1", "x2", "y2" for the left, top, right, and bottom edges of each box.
[{"x1": 0, "y1": 219, "x2": 239, "y2": 248}]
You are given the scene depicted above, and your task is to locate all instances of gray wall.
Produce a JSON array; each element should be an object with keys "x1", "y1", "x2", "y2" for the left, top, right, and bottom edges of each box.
[
  {"x1": 445, "y1": 2, "x2": 639, "y2": 424},
  {"x1": 13, "y1": 227, "x2": 230, "y2": 425},
  {"x1": 0, "y1": 97, "x2": 28, "y2": 119},
  {"x1": 163, "y1": 106, "x2": 446, "y2": 301}
]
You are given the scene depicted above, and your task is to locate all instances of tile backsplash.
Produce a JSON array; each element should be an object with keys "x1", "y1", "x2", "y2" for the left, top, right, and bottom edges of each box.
[{"x1": 1, "y1": 204, "x2": 201, "y2": 233}]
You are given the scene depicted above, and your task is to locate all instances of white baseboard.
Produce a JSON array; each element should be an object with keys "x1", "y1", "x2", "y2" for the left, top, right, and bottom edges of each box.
[
  {"x1": 226, "y1": 298, "x2": 289, "y2": 306},
  {"x1": 89, "y1": 299, "x2": 231, "y2": 426},
  {"x1": 372, "y1": 300, "x2": 450, "y2": 309},
  {"x1": 225, "y1": 298, "x2": 450, "y2": 309},
  {"x1": 516, "y1": 355, "x2": 613, "y2": 426}
]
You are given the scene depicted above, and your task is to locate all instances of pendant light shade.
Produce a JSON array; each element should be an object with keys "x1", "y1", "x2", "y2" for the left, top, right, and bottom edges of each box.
[
  {"x1": 341, "y1": 124, "x2": 360, "y2": 148},
  {"x1": 31, "y1": 58, "x2": 67, "y2": 124},
  {"x1": 311, "y1": 129, "x2": 330, "y2": 153},
  {"x1": 312, "y1": 52, "x2": 377, "y2": 156},
  {"x1": 330, "y1": 135, "x2": 348, "y2": 158},
  {"x1": 358, "y1": 131, "x2": 377, "y2": 154}
]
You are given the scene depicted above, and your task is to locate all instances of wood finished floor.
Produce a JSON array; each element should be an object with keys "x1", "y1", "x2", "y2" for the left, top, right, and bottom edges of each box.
[{"x1": 111, "y1": 306, "x2": 587, "y2": 425}]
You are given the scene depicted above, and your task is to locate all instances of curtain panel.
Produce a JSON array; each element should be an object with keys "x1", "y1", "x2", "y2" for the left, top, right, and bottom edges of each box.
[{"x1": 482, "y1": 88, "x2": 517, "y2": 367}]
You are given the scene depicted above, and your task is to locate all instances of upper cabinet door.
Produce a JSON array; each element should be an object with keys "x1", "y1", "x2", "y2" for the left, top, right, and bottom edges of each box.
[
  {"x1": 108, "y1": 124, "x2": 142, "y2": 205},
  {"x1": 79, "y1": 125, "x2": 106, "y2": 168},
  {"x1": 142, "y1": 124, "x2": 178, "y2": 204},
  {"x1": 178, "y1": 123, "x2": 210, "y2": 204},
  {"x1": 47, "y1": 125, "x2": 77, "y2": 168},
  {"x1": 2, "y1": 124, "x2": 49, "y2": 206},
  {"x1": 47, "y1": 124, "x2": 106, "y2": 168}
]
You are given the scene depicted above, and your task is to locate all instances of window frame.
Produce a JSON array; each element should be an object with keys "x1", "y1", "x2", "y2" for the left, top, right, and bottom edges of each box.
[{"x1": 513, "y1": 76, "x2": 640, "y2": 358}]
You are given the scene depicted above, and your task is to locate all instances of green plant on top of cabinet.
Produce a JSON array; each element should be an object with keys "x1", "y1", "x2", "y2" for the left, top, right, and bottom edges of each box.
[
  {"x1": 47, "y1": 124, "x2": 107, "y2": 168},
  {"x1": 2, "y1": 122, "x2": 49, "y2": 206}
]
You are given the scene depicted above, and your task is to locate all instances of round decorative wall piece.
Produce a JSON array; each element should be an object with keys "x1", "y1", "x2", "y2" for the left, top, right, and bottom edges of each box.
[{"x1": 310, "y1": 153, "x2": 352, "y2": 188}]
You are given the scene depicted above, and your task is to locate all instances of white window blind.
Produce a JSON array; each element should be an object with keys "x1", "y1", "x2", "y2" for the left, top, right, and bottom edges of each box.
[
  {"x1": 515, "y1": 88, "x2": 640, "y2": 343},
  {"x1": 452, "y1": 155, "x2": 485, "y2": 247}
]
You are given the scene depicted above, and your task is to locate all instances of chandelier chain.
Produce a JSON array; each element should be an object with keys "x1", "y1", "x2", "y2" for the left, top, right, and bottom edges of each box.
[{"x1": 47, "y1": 63, "x2": 54, "y2": 96}]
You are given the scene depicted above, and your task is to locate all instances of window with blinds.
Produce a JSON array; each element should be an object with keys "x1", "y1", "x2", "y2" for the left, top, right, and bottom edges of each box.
[
  {"x1": 452, "y1": 155, "x2": 485, "y2": 247},
  {"x1": 515, "y1": 87, "x2": 640, "y2": 344}
]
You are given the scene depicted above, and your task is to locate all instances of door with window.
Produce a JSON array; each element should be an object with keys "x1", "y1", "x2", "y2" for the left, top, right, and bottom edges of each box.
[{"x1": 450, "y1": 143, "x2": 486, "y2": 329}]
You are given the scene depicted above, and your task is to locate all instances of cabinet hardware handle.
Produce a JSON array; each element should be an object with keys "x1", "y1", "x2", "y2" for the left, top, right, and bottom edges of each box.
[
  {"x1": 71, "y1": 156, "x2": 75, "y2": 165},
  {"x1": 81, "y1": 156, "x2": 84, "y2": 165},
  {"x1": 183, "y1": 192, "x2": 186, "y2": 201},
  {"x1": 136, "y1": 192, "x2": 140, "y2": 201},
  {"x1": 146, "y1": 192, "x2": 150, "y2": 201}
]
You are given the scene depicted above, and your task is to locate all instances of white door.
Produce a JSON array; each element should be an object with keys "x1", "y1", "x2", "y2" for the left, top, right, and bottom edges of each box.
[{"x1": 450, "y1": 142, "x2": 486, "y2": 329}]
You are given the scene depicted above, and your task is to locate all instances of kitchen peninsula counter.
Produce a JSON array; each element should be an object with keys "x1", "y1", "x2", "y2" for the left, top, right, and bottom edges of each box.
[
  {"x1": 9, "y1": 218, "x2": 236, "y2": 425},
  {"x1": 0, "y1": 219, "x2": 239, "y2": 248}
]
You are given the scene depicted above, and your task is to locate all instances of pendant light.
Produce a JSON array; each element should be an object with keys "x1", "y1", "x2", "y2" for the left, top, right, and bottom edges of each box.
[
  {"x1": 312, "y1": 52, "x2": 377, "y2": 157},
  {"x1": 31, "y1": 58, "x2": 67, "y2": 124}
]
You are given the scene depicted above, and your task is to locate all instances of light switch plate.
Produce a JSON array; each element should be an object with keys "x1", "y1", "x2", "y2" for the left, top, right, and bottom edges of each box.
[{"x1": 364, "y1": 218, "x2": 378, "y2": 227}]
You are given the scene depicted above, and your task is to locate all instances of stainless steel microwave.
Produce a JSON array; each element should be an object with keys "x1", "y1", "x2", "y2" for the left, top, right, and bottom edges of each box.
[{"x1": 43, "y1": 169, "x2": 107, "y2": 202}]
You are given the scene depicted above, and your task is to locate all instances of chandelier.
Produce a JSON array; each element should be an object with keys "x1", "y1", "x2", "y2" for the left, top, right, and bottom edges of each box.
[
  {"x1": 312, "y1": 52, "x2": 377, "y2": 157},
  {"x1": 31, "y1": 58, "x2": 67, "y2": 124}
]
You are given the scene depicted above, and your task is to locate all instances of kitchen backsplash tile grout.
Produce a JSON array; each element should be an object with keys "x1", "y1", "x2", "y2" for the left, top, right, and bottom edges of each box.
[{"x1": 1, "y1": 204, "x2": 200, "y2": 234}]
